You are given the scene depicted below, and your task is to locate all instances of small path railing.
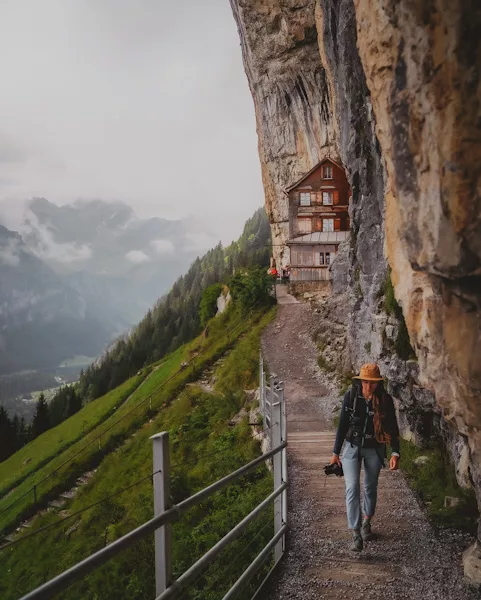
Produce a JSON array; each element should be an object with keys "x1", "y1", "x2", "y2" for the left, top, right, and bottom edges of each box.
[{"x1": 20, "y1": 356, "x2": 287, "y2": 600}]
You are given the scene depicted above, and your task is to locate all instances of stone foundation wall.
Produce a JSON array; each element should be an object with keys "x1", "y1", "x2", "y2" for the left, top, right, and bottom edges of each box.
[{"x1": 288, "y1": 281, "x2": 330, "y2": 296}]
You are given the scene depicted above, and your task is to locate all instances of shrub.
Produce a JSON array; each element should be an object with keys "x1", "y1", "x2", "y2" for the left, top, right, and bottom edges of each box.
[
  {"x1": 199, "y1": 283, "x2": 224, "y2": 327},
  {"x1": 382, "y1": 269, "x2": 415, "y2": 360},
  {"x1": 229, "y1": 267, "x2": 275, "y2": 314}
]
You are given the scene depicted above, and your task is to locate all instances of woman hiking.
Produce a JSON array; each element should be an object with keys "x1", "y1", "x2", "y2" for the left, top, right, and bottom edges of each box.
[{"x1": 329, "y1": 363, "x2": 400, "y2": 552}]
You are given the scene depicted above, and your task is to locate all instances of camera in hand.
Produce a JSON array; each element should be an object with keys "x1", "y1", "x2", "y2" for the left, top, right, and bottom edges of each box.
[{"x1": 324, "y1": 462, "x2": 344, "y2": 477}]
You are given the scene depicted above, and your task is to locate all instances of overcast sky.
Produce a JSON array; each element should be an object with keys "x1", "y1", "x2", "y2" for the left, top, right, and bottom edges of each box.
[{"x1": 0, "y1": 0, "x2": 264, "y2": 244}]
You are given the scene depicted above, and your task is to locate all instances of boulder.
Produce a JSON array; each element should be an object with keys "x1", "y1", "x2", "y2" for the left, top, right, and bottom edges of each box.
[
  {"x1": 463, "y1": 541, "x2": 481, "y2": 587},
  {"x1": 413, "y1": 455, "x2": 429, "y2": 467}
]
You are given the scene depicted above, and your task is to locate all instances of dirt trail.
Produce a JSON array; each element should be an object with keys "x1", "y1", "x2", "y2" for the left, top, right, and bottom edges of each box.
[{"x1": 261, "y1": 289, "x2": 477, "y2": 600}]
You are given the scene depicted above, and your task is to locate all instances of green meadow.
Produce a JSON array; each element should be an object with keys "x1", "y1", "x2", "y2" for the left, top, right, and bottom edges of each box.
[{"x1": 0, "y1": 306, "x2": 277, "y2": 600}]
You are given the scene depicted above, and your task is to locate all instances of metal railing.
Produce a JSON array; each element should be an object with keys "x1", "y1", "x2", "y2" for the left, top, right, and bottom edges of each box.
[{"x1": 20, "y1": 356, "x2": 287, "y2": 600}]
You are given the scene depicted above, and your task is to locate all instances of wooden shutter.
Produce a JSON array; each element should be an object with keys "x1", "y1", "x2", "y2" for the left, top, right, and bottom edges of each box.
[
  {"x1": 333, "y1": 190, "x2": 340, "y2": 204},
  {"x1": 334, "y1": 218, "x2": 341, "y2": 231}
]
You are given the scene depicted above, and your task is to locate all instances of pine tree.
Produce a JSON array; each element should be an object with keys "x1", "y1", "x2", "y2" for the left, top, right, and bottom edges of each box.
[
  {"x1": 32, "y1": 393, "x2": 50, "y2": 438},
  {"x1": 66, "y1": 388, "x2": 82, "y2": 418},
  {"x1": 17, "y1": 417, "x2": 28, "y2": 449},
  {"x1": 0, "y1": 406, "x2": 14, "y2": 461}
]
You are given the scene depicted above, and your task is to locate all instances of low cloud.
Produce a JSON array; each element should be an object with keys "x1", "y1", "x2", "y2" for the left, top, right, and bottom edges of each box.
[
  {"x1": 0, "y1": 238, "x2": 21, "y2": 266},
  {"x1": 0, "y1": 133, "x2": 28, "y2": 164},
  {"x1": 184, "y1": 232, "x2": 220, "y2": 253},
  {"x1": 21, "y1": 210, "x2": 92, "y2": 264},
  {"x1": 125, "y1": 249, "x2": 151, "y2": 264},
  {"x1": 150, "y1": 239, "x2": 175, "y2": 255},
  {"x1": 53, "y1": 243, "x2": 92, "y2": 263}
]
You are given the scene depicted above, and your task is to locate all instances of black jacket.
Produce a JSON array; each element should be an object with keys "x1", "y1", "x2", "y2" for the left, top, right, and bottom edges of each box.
[{"x1": 333, "y1": 386, "x2": 400, "y2": 456}]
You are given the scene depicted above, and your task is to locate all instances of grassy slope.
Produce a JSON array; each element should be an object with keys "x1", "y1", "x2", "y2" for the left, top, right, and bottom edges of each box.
[
  {"x1": 0, "y1": 374, "x2": 146, "y2": 498},
  {"x1": 0, "y1": 350, "x2": 187, "y2": 533},
  {"x1": 0, "y1": 306, "x2": 276, "y2": 600}
]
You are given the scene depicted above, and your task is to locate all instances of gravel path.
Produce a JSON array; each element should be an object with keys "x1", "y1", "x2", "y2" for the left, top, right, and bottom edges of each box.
[{"x1": 260, "y1": 295, "x2": 478, "y2": 599}]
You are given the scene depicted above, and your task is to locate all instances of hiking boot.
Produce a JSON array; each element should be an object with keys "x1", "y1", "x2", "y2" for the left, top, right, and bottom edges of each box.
[
  {"x1": 350, "y1": 530, "x2": 363, "y2": 552},
  {"x1": 361, "y1": 518, "x2": 373, "y2": 541}
]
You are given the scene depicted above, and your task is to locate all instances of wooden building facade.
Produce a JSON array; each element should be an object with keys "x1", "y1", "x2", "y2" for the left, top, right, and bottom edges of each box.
[{"x1": 286, "y1": 158, "x2": 351, "y2": 281}]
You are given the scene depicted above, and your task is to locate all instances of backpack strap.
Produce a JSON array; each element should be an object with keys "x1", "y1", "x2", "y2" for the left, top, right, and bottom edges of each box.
[
  {"x1": 348, "y1": 384, "x2": 359, "y2": 451},
  {"x1": 349, "y1": 384, "x2": 358, "y2": 413}
]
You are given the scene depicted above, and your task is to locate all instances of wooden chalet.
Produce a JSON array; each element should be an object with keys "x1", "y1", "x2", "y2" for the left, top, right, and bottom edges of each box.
[{"x1": 285, "y1": 158, "x2": 351, "y2": 281}]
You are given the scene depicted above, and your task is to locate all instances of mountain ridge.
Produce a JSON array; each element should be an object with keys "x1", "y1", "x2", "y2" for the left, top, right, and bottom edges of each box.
[{"x1": 0, "y1": 198, "x2": 219, "y2": 376}]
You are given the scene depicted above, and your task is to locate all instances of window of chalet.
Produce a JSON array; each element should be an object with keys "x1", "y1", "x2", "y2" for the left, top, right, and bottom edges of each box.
[
  {"x1": 302, "y1": 251, "x2": 313, "y2": 266},
  {"x1": 323, "y1": 218, "x2": 334, "y2": 232},
  {"x1": 323, "y1": 164, "x2": 333, "y2": 179},
  {"x1": 293, "y1": 250, "x2": 314, "y2": 266},
  {"x1": 299, "y1": 192, "x2": 311, "y2": 206},
  {"x1": 319, "y1": 252, "x2": 324, "y2": 265},
  {"x1": 322, "y1": 191, "x2": 333, "y2": 205},
  {"x1": 326, "y1": 252, "x2": 331, "y2": 265},
  {"x1": 322, "y1": 190, "x2": 340, "y2": 205},
  {"x1": 297, "y1": 218, "x2": 312, "y2": 233}
]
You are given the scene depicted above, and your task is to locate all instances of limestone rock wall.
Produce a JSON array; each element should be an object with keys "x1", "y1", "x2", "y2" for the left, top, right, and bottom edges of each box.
[
  {"x1": 229, "y1": 0, "x2": 336, "y2": 267},
  {"x1": 230, "y1": 0, "x2": 481, "y2": 546},
  {"x1": 351, "y1": 0, "x2": 481, "y2": 538}
]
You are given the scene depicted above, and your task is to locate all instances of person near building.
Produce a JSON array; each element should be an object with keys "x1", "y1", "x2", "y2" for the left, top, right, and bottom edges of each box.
[{"x1": 329, "y1": 363, "x2": 400, "y2": 551}]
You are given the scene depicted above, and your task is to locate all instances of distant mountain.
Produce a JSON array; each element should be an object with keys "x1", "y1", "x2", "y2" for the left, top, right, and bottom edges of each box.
[
  {"x1": 0, "y1": 199, "x2": 218, "y2": 376},
  {"x1": 0, "y1": 225, "x2": 112, "y2": 374},
  {"x1": 19, "y1": 198, "x2": 211, "y2": 322}
]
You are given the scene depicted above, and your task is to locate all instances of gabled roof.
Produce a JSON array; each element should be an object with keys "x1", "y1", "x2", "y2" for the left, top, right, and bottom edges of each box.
[{"x1": 285, "y1": 157, "x2": 344, "y2": 193}]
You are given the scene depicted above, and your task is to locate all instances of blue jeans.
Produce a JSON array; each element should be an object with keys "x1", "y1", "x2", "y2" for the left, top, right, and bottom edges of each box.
[{"x1": 341, "y1": 442, "x2": 383, "y2": 531}]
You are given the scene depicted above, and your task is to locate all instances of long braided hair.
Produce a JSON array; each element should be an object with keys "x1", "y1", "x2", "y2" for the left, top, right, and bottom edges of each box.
[{"x1": 371, "y1": 381, "x2": 392, "y2": 445}]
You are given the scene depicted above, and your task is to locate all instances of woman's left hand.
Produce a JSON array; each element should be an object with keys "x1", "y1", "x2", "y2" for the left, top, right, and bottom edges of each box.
[{"x1": 389, "y1": 455, "x2": 399, "y2": 471}]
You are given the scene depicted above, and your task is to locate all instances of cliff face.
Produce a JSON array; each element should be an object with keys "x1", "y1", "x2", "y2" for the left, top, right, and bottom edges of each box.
[
  {"x1": 230, "y1": 0, "x2": 336, "y2": 263},
  {"x1": 230, "y1": 0, "x2": 481, "y2": 563},
  {"x1": 351, "y1": 0, "x2": 481, "y2": 530}
]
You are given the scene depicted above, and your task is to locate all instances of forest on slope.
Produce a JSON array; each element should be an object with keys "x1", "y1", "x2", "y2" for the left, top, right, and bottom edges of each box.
[{"x1": 77, "y1": 207, "x2": 271, "y2": 402}]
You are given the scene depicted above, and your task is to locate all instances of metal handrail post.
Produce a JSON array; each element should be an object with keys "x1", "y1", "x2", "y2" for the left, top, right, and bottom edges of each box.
[
  {"x1": 271, "y1": 397, "x2": 283, "y2": 563},
  {"x1": 263, "y1": 371, "x2": 268, "y2": 435},
  {"x1": 151, "y1": 432, "x2": 172, "y2": 595},
  {"x1": 259, "y1": 352, "x2": 264, "y2": 417},
  {"x1": 269, "y1": 375, "x2": 274, "y2": 450},
  {"x1": 279, "y1": 384, "x2": 288, "y2": 552}
]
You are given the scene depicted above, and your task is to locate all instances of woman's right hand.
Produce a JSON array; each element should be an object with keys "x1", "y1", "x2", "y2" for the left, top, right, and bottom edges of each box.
[{"x1": 330, "y1": 453, "x2": 341, "y2": 466}]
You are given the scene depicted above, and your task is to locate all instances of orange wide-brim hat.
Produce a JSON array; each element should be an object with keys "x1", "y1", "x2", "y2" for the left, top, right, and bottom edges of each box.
[{"x1": 353, "y1": 363, "x2": 384, "y2": 381}]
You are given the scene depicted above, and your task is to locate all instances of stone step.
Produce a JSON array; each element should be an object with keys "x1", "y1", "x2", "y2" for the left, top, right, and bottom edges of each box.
[
  {"x1": 60, "y1": 488, "x2": 79, "y2": 500},
  {"x1": 48, "y1": 498, "x2": 66, "y2": 508}
]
